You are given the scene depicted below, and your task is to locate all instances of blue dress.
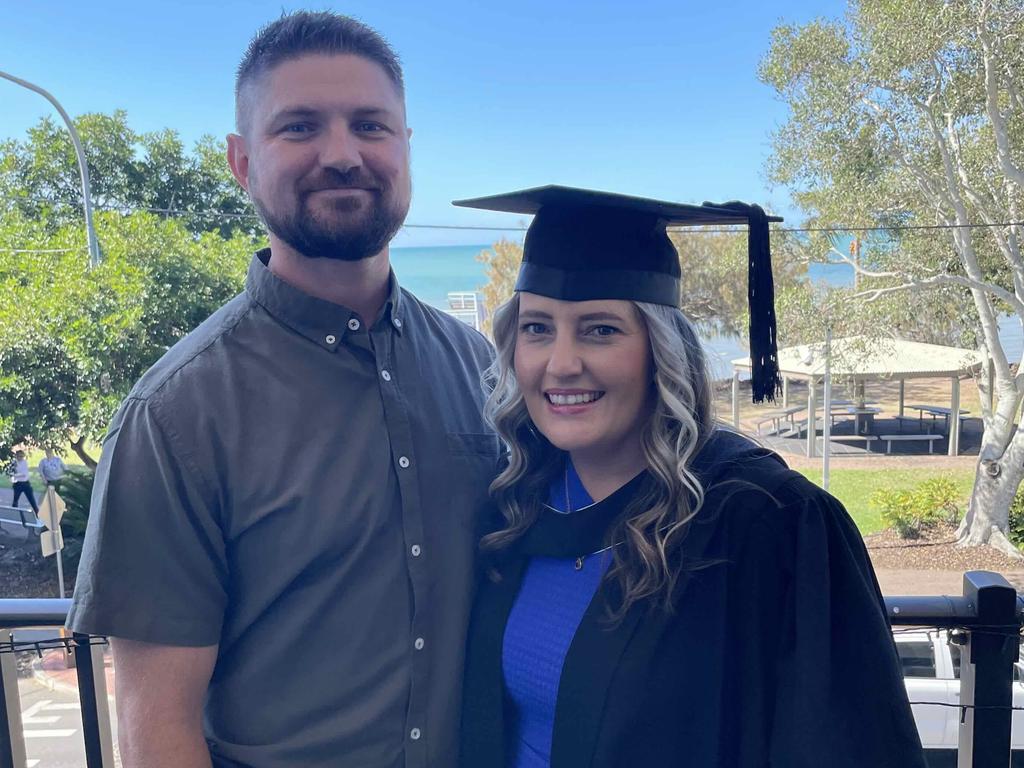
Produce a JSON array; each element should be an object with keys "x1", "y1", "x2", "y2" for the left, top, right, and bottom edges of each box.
[{"x1": 501, "y1": 458, "x2": 612, "y2": 768}]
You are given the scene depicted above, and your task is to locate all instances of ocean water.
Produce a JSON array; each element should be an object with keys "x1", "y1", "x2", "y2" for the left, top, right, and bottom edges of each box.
[
  {"x1": 390, "y1": 244, "x2": 492, "y2": 308},
  {"x1": 391, "y1": 244, "x2": 1023, "y2": 379}
]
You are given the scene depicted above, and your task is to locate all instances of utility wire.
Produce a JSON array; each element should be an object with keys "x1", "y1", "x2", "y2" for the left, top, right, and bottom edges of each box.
[
  {"x1": 10, "y1": 197, "x2": 1024, "y2": 235},
  {"x1": 0, "y1": 247, "x2": 83, "y2": 253}
]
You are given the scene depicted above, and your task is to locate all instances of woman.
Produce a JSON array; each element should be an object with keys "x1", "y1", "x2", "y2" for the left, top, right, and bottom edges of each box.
[{"x1": 455, "y1": 186, "x2": 925, "y2": 768}]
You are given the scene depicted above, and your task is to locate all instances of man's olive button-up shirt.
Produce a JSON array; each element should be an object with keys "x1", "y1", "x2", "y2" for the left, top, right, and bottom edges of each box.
[{"x1": 69, "y1": 250, "x2": 499, "y2": 768}]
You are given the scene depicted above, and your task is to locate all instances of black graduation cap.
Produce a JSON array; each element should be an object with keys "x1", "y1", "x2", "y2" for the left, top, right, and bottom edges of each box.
[{"x1": 453, "y1": 185, "x2": 783, "y2": 403}]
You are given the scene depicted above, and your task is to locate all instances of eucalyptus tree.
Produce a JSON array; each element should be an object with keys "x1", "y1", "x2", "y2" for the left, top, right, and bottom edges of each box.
[{"x1": 761, "y1": 0, "x2": 1024, "y2": 553}]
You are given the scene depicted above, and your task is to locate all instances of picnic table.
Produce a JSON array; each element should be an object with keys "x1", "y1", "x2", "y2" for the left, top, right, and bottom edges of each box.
[
  {"x1": 753, "y1": 405, "x2": 802, "y2": 435},
  {"x1": 907, "y1": 404, "x2": 969, "y2": 433},
  {"x1": 846, "y1": 406, "x2": 882, "y2": 435}
]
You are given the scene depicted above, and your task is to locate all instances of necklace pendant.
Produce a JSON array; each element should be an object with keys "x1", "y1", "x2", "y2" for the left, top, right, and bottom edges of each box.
[{"x1": 574, "y1": 556, "x2": 584, "y2": 571}]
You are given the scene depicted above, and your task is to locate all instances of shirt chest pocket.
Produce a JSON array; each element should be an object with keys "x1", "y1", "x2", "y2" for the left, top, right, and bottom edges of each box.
[{"x1": 445, "y1": 432, "x2": 502, "y2": 529}]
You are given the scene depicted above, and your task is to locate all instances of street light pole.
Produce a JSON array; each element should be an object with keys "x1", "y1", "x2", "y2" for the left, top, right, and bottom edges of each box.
[{"x1": 0, "y1": 69, "x2": 102, "y2": 266}]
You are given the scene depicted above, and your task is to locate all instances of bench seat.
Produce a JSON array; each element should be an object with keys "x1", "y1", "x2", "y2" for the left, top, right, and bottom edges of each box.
[{"x1": 878, "y1": 433, "x2": 944, "y2": 454}]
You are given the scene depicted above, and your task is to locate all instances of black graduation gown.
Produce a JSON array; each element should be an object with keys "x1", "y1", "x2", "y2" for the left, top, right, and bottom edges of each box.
[{"x1": 460, "y1": 431, "x2": 926, "y2": 768}]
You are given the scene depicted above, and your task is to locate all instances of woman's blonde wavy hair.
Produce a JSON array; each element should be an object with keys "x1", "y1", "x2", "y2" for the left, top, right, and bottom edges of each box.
[{"x1": 481, "y1": 293, "x2": 716, "y2": 620}]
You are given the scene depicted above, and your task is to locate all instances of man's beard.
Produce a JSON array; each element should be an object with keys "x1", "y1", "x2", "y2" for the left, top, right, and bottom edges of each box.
[{"x1": 252, "y1": 169, "x2": 408, "y2": 262}]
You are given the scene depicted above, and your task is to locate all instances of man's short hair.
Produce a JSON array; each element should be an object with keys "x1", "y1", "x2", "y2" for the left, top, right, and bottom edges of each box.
[{"x1": 235, "y1": 11, "x2": 405, "y2": 135}]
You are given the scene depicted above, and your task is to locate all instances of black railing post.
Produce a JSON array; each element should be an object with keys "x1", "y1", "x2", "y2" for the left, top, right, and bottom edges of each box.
[
  {"x1": 74, "y1": 633, "x2": 115, "y2": 768},
  {"x1": 957, "y1": 571, "x2": 1018, "y2": 768}
]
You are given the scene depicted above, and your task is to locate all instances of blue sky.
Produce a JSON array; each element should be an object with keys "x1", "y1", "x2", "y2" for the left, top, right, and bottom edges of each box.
[{"x1": 1, "y1": 0, "x2": 846, "y2": 246}]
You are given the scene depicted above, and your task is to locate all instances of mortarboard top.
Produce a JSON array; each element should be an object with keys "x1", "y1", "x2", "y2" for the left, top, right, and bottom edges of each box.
[{"x1": 453, "y1": 185, "x2": 783, "y2": 403}]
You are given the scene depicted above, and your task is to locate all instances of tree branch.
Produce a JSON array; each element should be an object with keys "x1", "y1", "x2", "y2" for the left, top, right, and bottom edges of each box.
[
  {"x1": 852, "y1": 272, "x2": 1024, "y2": 316},
  {"x1": 978, "y1": 19, "x2": 1024, "y2": 188}
]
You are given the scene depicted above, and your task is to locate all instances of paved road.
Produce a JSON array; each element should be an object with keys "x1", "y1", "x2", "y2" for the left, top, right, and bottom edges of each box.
[
  {"x1": 0, "y1": 485, "x2": 43, "y2": 544},
  {"x1": 17, "y1": 675, "x2": 119, "y2": 768}
]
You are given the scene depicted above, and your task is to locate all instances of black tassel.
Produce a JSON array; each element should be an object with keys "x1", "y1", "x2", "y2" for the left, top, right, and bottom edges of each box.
[{"x1": 703, "y1": 201, "x2": 782, "y2": 403}]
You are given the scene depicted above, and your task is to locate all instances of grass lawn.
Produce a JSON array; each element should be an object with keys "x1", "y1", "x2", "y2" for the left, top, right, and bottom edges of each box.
[{"x1": 797, "y1": 467, "x2": 976, "y2": 535}]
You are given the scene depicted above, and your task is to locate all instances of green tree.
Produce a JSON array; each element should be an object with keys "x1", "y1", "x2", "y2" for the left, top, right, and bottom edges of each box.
[
  {"x1": 0, "y1": 210, "x2": 256, "y2": 463},
  {"x1": 761, "y1": 0, "x2": 1024, "y2": 554},
  {"x1": 0, "y1": 110, "x2": 256, "y2": 237}
]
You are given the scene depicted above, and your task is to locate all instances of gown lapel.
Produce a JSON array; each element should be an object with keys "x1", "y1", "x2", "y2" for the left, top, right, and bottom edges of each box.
[
  {"x1": 550, "y1": 580, "x2": 645, "y2": 768},
  {"x1": 460, "y1": 556, "x2": 527, "y2": 766}
]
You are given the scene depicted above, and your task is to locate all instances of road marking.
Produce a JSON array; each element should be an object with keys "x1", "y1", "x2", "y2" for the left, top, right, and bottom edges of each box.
[
  {"x1": 27, "y1": 761, "x2": 39, "y2": 768},
  {"x1": 22, "y1": 700, "x2": 61, "y2": 725},
  {"x1": 22, "y1": 699, "x2": 81, "y2": 728},
  {"x1": 22, "y1": 700, "x2": 52, "y2": 718}
]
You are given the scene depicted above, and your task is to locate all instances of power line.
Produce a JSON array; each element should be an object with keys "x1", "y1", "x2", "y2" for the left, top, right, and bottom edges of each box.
[
  {"x1": 0, "y1": 247, "x2": 83, "y2": 253},
  {"x1": 783, "y1": 220, "x2": 1024, "y2": 234},
  {"x1": 86, "y1": 203, "x2": 530, "y2": 231},
  {"x1": 12, "y1": 196, "x2": 1024, "y2": 235}
]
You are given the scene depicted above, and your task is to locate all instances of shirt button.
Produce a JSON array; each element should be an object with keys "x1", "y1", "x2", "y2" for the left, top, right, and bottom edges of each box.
[
  {"x1": 411, "y1": 544, "x2": 421, "y2": 557},
  {"x1": 348, "y1": 318, "x2": 361, "y2": 331},
  {"x1": 410, "y1": 728, "x2": 421, "y2": 741},
  {"x1": 393, "y1": 317, "x2": 403, "y2": 329},
  {"x1": 325, "y1": 334, "x2": 337, "y2": 345},
  {"x1": 398, "y1": 456, "x2": 410, "y2": 468},
  {"x1": 414, "y1": 637, "x2": 425, "y2": 650},
  {"x1": 381, "y1": 370, "x2": 392, "y2": 382}
]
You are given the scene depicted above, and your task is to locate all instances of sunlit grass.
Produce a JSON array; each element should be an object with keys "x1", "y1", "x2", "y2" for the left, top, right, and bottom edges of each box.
[{"x1": 798, "y1": 467, "x2": 976, "y2": 534}]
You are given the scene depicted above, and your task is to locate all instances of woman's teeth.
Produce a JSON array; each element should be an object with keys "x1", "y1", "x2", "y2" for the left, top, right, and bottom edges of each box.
[{"x1": 547, "y1": 392, "x2": 602, "y2": 406}]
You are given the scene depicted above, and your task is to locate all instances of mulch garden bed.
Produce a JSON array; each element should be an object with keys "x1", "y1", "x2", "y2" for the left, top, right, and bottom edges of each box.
[
  {"x1": 0, "y1": 533, "x2": 78, "y2": 599},
  {"x1": 864, "y1": 523, "x2": 1024, "y2": 573}
]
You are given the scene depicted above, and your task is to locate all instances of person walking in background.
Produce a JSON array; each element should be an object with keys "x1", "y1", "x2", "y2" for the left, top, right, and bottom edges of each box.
[
  {"x1": 9, "y1": 449, "x2": 39, "y2": 515},
  {"x1": 38, "y1": 448, "x2": 66, "y2": 494}
]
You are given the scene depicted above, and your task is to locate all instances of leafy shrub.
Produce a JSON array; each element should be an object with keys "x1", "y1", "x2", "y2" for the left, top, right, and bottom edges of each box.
[
  {"x1": 914, "y1": 478, "x2": 962, "y2": 526},
  {"x1": 1009, "y1": 489, "x2": 1024, "y2": 549},
  {"x1": 871, "y1": 489, "x2": 929, "y2": 538},
  {"x1": 57, "y1": 467, "x2": 95, "y2": 540},
  {"x1": 871, "y1": 477, "x2": 962, "y2": 539}
]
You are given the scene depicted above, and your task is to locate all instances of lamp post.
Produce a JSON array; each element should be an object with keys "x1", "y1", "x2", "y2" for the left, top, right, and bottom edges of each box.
[{"x1": 0, "y1": 70, "x2": 101, "y2": 266}]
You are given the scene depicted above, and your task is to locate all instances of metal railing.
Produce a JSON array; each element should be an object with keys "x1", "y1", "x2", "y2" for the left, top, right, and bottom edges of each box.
[
  {"x1": 1, "y1": 571, "x2": 1022, "y2": 767},
  {"x1": 0, "y1": 598, "x2": 114, "y2": 768},
  {"x1": 0, "y1": 504, "x2": 43, "y2": 532}
]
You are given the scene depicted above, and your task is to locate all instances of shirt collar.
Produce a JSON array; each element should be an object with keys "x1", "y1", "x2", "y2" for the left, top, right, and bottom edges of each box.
[{"x1": 245, "y1": 249, "x2": 405, "y2": 350}]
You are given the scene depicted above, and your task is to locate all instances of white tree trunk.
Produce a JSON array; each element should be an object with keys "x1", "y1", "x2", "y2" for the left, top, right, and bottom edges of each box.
[{"x1": 957, "y1": 394, "x2": 1024, "y2": 557}]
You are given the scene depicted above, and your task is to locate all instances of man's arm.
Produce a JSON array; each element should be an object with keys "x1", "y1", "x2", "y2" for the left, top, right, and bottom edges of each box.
[{"x1": 112, "y1": 638, "x2": 218, "y2": 768}]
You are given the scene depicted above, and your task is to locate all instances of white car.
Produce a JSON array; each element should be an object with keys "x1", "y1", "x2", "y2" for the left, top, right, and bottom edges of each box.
[{"x1": 895, "y1": 629, "x2": 1024, "y2": 766}]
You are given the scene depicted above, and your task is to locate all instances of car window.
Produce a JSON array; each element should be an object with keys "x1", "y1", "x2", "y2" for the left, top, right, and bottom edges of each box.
[
  {"x1": 897, "y1": 640, "x2": 937, "y2": 678},
  {"x1": 950, "y1": 642, "x2": 1022, "y2": 681}
]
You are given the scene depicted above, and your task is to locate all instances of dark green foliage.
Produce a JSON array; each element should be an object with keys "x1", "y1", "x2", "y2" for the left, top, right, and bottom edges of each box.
[
  {"x1": 0, "y1": 111, "x2": 257, "y2": 238},
  {"x1": 0, "y1": 110, "x2": 261, "y2": 454},
  {"x1": 1007, "y1": 491, "x2": 1024, "y2": 550},
  {"x1": 57, "y1": 467, "x2": 95, "y2": 540},
  {"x1": 0, "y1": 337, "x2": 82, "y2": 456}
]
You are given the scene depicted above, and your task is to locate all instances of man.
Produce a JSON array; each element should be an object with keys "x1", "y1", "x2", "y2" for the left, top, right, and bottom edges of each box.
[
  {"x1": 68, "y1": 12, "x2": 497, "y2": 768},
  {"x1": 38, "y1": 447, "x2": 66, "y2": 493}
]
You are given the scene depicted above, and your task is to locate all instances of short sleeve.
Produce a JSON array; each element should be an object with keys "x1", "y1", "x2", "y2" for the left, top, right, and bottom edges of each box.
[
  {"x1": 768, "y1": 480, "x2": 927, "y2": 768},
  {"x1": 66, "y1": 396, "x2": 227, "y2": 646}
]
